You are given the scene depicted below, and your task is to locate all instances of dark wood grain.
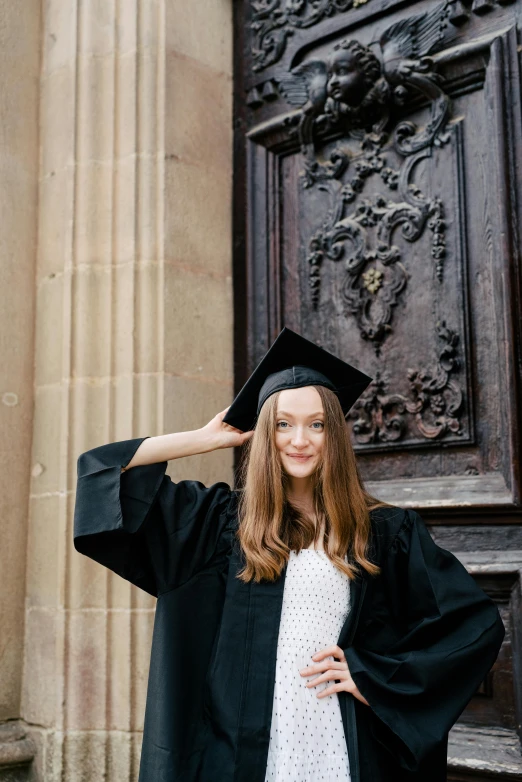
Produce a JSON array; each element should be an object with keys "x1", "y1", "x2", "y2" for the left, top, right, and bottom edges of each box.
[{"x1": 234, "y1": 0, "x2": 522, "y2": 771}]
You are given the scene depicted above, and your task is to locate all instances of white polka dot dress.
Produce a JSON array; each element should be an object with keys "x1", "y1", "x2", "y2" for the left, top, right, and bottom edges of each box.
[{"x1": 264, "y1": 549, "x2": 352, "y2": 782}]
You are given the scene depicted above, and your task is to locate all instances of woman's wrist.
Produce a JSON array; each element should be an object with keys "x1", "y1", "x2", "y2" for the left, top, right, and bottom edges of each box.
[{"x1": 193, "y1": 427, "x2": 223, "y2": 453}]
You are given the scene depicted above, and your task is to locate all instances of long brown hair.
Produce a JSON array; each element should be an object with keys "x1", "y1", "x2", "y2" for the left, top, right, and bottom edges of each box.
[{"x1": 236, "y1": 385, "x2": 390, "y2": 583}]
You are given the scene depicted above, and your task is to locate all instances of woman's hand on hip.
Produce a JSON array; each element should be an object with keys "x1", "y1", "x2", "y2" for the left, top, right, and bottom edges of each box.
[{"x1": 299, "y1": 644, "x2": 370, "y2": 706}]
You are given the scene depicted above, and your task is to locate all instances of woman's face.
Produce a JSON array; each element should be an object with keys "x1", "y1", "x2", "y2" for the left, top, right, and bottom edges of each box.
[{"x1": 274, "y1": 386, "x2": 325, "y2": 479}]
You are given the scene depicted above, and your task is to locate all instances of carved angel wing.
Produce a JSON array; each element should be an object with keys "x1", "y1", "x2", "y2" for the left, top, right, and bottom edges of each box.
[
  {"x1": 380, "y1": 0, "x2": 458, "y2": 66},
  {"x1": 278, "y1": 60, "x2": 328, "y2": 113}
]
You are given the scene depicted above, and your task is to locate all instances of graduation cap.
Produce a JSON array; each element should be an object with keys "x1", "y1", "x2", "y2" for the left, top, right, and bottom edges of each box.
[{"x1": 223, "y1": 327, "x2": 373, "y2": 432}]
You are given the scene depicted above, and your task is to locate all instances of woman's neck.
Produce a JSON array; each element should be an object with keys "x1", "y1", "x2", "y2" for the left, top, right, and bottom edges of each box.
[
  {"x1": 285, "y1": 477, "x2": 325, "y2": 547},
  {"x1": 285, "y1": 475, "x2": 315, "y2": 512}
]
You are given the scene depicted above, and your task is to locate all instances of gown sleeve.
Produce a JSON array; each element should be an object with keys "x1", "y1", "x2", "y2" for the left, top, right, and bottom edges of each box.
[
  {"x1": 344, "y1": 508, "x2": 505, "y2": 772},
  {"x1": 73, "y1": 437, "x2": 234, "y2": 598}
]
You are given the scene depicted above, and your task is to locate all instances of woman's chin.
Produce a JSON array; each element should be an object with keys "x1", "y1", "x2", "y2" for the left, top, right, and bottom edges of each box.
[{"x1": 282, "y1": 459, "x2": 317, "y2": 479}]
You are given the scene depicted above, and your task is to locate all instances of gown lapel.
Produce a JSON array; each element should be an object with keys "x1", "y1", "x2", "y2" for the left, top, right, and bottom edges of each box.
[
  {"x1": 336, "y1": 566, "x2": 370, "y2": 782},
  {"x1": 232, "y1": 542, "x2": 370, "y2": 782}
]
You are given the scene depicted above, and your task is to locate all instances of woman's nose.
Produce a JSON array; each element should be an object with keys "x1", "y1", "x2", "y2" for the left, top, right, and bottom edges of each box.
[{"x1": 291, "y1": 427, "x2": 308, "y2": 446}]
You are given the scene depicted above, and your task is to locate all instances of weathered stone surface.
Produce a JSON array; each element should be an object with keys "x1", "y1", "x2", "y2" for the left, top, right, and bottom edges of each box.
[
  {"x1": 0, "y1": 721, "x2": 36, "y2": 778},
  {"x1": 448, "y1": 724, "x2": 522, "y2": 778},
  {"x1": 165, "y1": 51, "x2": 232, "y2": 170},
  {"x1": 164, "y1": 265, "x2": 233, "y2": 382},
  {"x1": 166, "y1": 0, "x2": 233, "y2": 75},
  {"x1": 20, "y1": 2, "x2": 234, "y2": 780},
  {"x1": 0, "y1": 0, "x2": 40, "y2": 723},
  {"x1": 165, "y1": 157, "x2": 233, "y2": 277}
]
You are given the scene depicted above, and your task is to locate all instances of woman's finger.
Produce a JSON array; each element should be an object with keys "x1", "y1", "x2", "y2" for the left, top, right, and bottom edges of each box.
[
  {"x1": 299, "y1": 660, "x2": 346, "y2": 676},
  {"x1": 305, "y1": 669, "x2": 348, "y2": 688},
  {"x1": 311, "y1": 645, "x2": 346, "y2": 662},
  {"x1": 316, "y1": 682, "x2": 346, "y2": 699}
]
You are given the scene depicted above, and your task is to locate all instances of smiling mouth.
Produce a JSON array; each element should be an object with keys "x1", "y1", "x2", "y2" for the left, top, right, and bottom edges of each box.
[{"x1": 287, "y1": 454, "x2": 312, "y2": 460}]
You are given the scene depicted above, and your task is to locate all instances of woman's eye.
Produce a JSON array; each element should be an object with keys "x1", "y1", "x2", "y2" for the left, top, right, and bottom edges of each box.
[
  {"x1": 312, "y1": 422, "x2": 324, "y2": 429},
  {"x1": 277, "y1": 421, "x2": 289, "y2": 428}
]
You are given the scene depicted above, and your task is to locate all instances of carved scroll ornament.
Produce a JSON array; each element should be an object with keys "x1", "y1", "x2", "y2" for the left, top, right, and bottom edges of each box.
[
  {"x1": 250, "y1": 0, "x2": 370, "y2": 72},
  {"x1": 274, "y1": 2, "x2": 460, "y2": 351},
  {"x1": 348, "y1": 321, "x2": 464, "y2": 445},
  {"x1": 306, "y1": 136, "x2": 447, "y2": 353}
]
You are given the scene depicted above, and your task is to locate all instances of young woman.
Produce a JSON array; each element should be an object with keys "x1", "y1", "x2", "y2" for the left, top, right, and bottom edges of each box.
[{"x1": 74, "y1": 328, "x2": 505, "y2": 782}]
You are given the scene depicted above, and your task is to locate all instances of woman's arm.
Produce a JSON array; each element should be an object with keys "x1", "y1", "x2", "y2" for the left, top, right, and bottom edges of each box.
[{"x1": 123, "y1": 408, "x2": 253, "y2": 470}]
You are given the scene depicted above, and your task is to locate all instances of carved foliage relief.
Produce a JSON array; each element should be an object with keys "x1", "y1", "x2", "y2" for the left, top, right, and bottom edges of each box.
[
  {"x1": 250, "y1": 0, "x2": 371, "y2": 72},
  {"x1": 274, "y1": 1, "x2": 474, "y2": 448}
]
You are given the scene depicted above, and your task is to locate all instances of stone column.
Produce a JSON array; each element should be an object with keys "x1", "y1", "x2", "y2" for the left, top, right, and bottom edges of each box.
[
  {"x1": 23, "y1": 1, "x2": 233, "y2": 779},
  {"x1": 0, "y1": 0, "x2": 40, "y2": 776}
]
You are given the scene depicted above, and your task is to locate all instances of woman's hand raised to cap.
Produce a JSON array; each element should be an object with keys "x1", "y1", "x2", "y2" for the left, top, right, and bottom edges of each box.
[
  {"x1": 121, "y1": 409, "x2": 253, "y2": 471},
  {"x1": 201, "y1": 408, "x2": 254, "y2": 450}
]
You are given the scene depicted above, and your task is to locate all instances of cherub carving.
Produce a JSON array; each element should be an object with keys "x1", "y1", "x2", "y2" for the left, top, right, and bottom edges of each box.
[{"x1": 277, "y1": 0, "x2": 458, "y2": 183}]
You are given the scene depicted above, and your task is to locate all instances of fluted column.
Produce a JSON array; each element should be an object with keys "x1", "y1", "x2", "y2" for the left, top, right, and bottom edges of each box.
[{"x1": 23, "y1": 1, "x2": 233, "y2": 779}]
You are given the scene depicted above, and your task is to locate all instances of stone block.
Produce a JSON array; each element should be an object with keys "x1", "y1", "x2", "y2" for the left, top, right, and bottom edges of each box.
[
  {"x1": 34, "y1": 277, "x2": 65, "y2": 387},
  {"x1": 68, "y1": 535, "x2": 110, "y2": 612},
  {"x1": 74, "y1": 162, "x2": 114, "y2": 266},
  {"x1": 77, "y1": 0, "x2": 115, "y2": 58},
  {"x1": 114, "y1": 0, "x2": 139, "y2": 56},
  {"x1": 66, "y1": 373, "x2": 164, "y2": 484},
  {"x1": 136, "y1": 51, "x2": 162, "y2": 159},
  {"x1": 66, "y1": 610, "x2": 107, "y2": 731},
  {"x1": 37, "y1": 166, "x2": 75, "y2": 281},
  {"x1": 131, "y1": 371, "x2": 164, "y2": 440},
  {"x1": 107, "y1": 261, "x2": 138, "y2": 377},
  {"x1": 0, "y1": 721, "x2": 36, "y2": 780},
  {"x1": 76, "y1": 56, "x2": 115, "y2": 164},
  {"x1": 163, "y1": 373, "x2": 232, "y2": 439},
  {"x1": 163, "y1": 265, "x2": 232, "y2": 382},
  {"x1": 62, "y1": 731, "x2": 106, "y2": 781},
  {"x1": 107, "y1": 611, "x2": 132, "y2": 731},
  {"x1": 166, "y1": 0, "x2": 232, "y2": 75},
  {"x1": 114, "y1": 55, "x2": 138, "y2": 160},
  {"x1": 31, "y1": 385, "x2": 65, "y2": 496},
  {"x1": 106, "y1": 731, "x2": 132, "y2": 780},
  {"x1": 42, "y1": 0, "x2": 77, "y2": 75},
  {"x1": 26, "y1": 494, "x2": 65, "y2": 608},
  {"x1": 25, "y1": 725, "x2": 46, "y2": 782},
  {"x1": 135, "y1": 154, "x2": 162, "y2": 260},
  {"x1": 68, "y1": 381, "x2": 112, "y2": 470},
  {"x1": 132, "y1": 585, "x2": 156, "y2": 612},
  {"x1": 112, "y1": 158, "x2": 137, "y2": 265},
  {"x1": 110, "y1": 374, "x2": 143, "y2": 442},
  {"x1": 22, "y1": 608, "x2": 64, "y2": 728},
  {"x1": 164, "y1": 157, "x2": 232, "y2": 277},
  {"x1": 71, "y1": 265, "x2": 113, "y2": 377},
  {"x1": 134, "y1": 262, "x2": 162, "y2": 374},
  {"x1": 131, "y1": 611, "x2": 155, "y2": 732},
  {"x1": 40, "y1": 67, "x2": 75, "y2": 177},
  {"x1": 165, "y1": 51, "x2": 232, "y2": 171}
]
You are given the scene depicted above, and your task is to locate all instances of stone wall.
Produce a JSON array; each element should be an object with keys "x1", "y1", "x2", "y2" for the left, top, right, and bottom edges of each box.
[
  {"x1": 0, "y1": 0, "x2": 40, "y2": 729},
  {"x1": 0, "y1": 2, "x2": 233, "y2": 779}
]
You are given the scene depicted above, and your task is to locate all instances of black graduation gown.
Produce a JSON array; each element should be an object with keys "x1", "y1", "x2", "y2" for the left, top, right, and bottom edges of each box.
[{"x1": 73, "y1": 437, "x2": 505, "y2": 782}]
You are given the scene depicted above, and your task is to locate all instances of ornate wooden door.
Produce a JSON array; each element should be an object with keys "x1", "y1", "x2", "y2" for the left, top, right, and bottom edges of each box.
[{"x1": 233, "y1": 0, "x2": 522, "y2": 777}]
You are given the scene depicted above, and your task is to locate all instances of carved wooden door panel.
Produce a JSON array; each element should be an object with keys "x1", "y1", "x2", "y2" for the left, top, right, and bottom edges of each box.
[{"x1": 233, "y1": 0, "x2": 522, "y2": 777}]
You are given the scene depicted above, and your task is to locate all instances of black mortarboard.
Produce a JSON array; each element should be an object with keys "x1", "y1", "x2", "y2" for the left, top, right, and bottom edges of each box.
[{"x1": 222, "y1": 327, "x2": 373, "y2": 432}]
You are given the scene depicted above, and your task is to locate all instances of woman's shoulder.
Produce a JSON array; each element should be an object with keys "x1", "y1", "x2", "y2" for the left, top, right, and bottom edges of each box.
[
  {"x1": 368, "y1": 504, "x2": 413, "y2": 560},
  {"x1": 369, "y1": 503, "x2": 409, "y2": 526}
]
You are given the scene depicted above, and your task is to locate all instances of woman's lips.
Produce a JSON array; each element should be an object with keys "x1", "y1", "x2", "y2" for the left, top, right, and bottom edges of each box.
[{"x1": 287, "y1": 454, "x2": 312, "y2": 461}]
